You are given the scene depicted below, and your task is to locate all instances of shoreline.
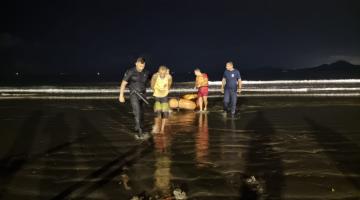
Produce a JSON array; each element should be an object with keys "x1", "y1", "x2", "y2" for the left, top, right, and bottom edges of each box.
[
  {"x1": 1, "y1": 79, "x2": 360, "y2": 99},
  {"x1": 1, "y1": 94, "x2": 360, "y2": 100}
]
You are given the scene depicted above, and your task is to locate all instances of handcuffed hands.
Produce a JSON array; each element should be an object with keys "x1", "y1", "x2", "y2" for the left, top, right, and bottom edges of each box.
[{"x1": 119, "y1": 95, "x2": 125, "y2": 103}]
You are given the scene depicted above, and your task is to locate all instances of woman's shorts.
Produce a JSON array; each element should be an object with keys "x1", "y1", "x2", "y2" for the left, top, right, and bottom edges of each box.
[{"x1": 198, "y1": 86, "x2": 209, "y2": 97}]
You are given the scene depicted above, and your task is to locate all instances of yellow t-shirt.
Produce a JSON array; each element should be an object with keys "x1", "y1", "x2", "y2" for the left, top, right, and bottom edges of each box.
[{"x1": 153, "y1": 75, "x2": 170, "y2": 97}]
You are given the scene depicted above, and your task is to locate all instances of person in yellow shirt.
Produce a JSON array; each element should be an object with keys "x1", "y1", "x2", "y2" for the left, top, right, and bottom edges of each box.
[
  {"x1": 194, "y1": 68, "x2": 209, "y2": 112},
  {"x1": 151, "y1": 66, "x2": 172, "y2": 133}
]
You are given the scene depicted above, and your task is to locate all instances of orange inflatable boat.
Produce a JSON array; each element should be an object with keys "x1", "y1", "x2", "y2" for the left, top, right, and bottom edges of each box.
[
  {"x1": 181, "y1": 93, "x2": 198, "y2": 100},
  {"x1": 169, "y1": 98, "x2": 197, "y2": 110}
]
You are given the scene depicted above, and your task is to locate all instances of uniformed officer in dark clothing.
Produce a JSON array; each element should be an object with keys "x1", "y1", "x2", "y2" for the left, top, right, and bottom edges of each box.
[
  {"x1": 221, "y1": 61, "x2": 242, "y2": 116},
  {"x1": 119, "y1": 57, "x2": 150, "y2": 138}
]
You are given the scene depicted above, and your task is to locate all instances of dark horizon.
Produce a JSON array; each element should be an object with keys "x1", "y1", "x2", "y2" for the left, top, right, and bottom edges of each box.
[{"x1": 0, "y1": 59, "x2": 359, "y2": 85}]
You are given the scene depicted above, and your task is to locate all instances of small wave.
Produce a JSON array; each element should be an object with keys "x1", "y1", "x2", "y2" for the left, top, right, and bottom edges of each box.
[
  {"x1": 284, "y1": 171, "x2": 360, "y2": 177},
  {"x1": 216, "y1": 79, "x2": 360, "y2": 85},
  {"x1": 1, "y1": 93, "x2": 360, "y2": 99},
  {"x1": 189, "y1": 192, "x2": 239, "y2": 198},
  {"x1": 1, "y1": 79, "x2": 360, "y2": 98}
]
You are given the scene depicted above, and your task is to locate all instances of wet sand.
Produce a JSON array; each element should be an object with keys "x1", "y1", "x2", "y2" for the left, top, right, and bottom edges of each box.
[{"x1": 0, "y1": 97, "x2": 359, "y2": 199}]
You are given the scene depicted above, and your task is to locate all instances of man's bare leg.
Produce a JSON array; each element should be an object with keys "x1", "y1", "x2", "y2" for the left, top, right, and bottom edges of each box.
[
  {"x1": 152, "y1": 116, "x2": 161, "y2": 133},
  {"x1": 160, "y1": 118, "x2": 167, "y2": 133}
]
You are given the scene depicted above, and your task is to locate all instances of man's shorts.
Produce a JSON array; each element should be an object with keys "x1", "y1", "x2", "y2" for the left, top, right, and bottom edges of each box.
[
  {"x1": 154, "y1": 96, "x2": 170, "y2": 118},
  {"x1": 198, "y1": 86, "x2": 209, "y2": 97}
]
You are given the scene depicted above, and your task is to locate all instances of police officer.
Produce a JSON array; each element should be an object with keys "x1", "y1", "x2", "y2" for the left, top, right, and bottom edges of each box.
[
  {"x1": 119, "y1": 57, "x2": 150, "y2": 138},
  {"x1": 221, "y1": 61, "x2": 242, "y2": 116}
]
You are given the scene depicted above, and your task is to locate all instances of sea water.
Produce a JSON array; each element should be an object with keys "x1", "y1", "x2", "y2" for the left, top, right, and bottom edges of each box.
[{"x1": 1, "y1": 79, "x2": 360, "y2": 99}]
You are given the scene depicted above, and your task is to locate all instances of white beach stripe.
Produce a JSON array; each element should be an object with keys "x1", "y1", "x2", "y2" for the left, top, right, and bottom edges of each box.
[
  {"x1": 1, "y1": 87, "x2": 360, "y2": 94},
  {"x1": 1, "y1": 93, "x2": 360, "y2": 99},
  {"x1": 209, "y1": 79, "x2": 360, "y2": 85}
]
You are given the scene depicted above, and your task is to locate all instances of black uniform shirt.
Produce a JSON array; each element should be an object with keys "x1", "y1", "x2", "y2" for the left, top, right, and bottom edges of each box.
[{"x1": 122, "y1": 67, "x2": 150, "y2": 93}]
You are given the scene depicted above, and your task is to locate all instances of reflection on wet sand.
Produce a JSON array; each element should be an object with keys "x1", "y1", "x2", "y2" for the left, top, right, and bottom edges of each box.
[
  {"x1": 195, "y1": 113, "x2": 209, "y2": 168},
  {"x1": 167, "y1": 111, "x2": 196, "y2": 132},
  {"x1": 152, "y1": 111, "x2": 202, "y2": 198},
  {"x1": 153, "y1": 117, "x2": 172, "y2": 198}
]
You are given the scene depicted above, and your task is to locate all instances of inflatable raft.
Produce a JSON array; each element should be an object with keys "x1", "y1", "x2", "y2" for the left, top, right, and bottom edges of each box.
[{"x1": 169, "y1": 94, "x2": 198, "y2": 110}]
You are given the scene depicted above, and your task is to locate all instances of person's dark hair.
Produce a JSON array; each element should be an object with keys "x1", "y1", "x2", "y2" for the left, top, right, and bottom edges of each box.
[
  {"x1": 158, "y1": 65, "x2": 167, "y2": 72},
  {"x1": 136, "y1": 57, "x2": 145, "y2": 64}
]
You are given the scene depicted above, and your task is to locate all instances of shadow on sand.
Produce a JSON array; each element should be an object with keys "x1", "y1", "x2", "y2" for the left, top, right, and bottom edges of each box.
[
  {"x1": 0, "y1": 110, "x2": 43, "y2": 198},
  {"x1": 240, "y1": 111, "x2": 284, "y2": 200},
  {"x1": 304, "y1": 117, "x2": 360, "y2": 190},
  {"x1": 51, "y1": 116, "x2": 154, "y2": 200},
  {"x1": 38, "y1": 112, "x2": 75, "y2": 199}
]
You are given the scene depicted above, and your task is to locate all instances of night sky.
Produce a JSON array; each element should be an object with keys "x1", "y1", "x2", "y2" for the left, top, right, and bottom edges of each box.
[{"x1": 1, "y1": 0, "x2": 360, "y2": 80}]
